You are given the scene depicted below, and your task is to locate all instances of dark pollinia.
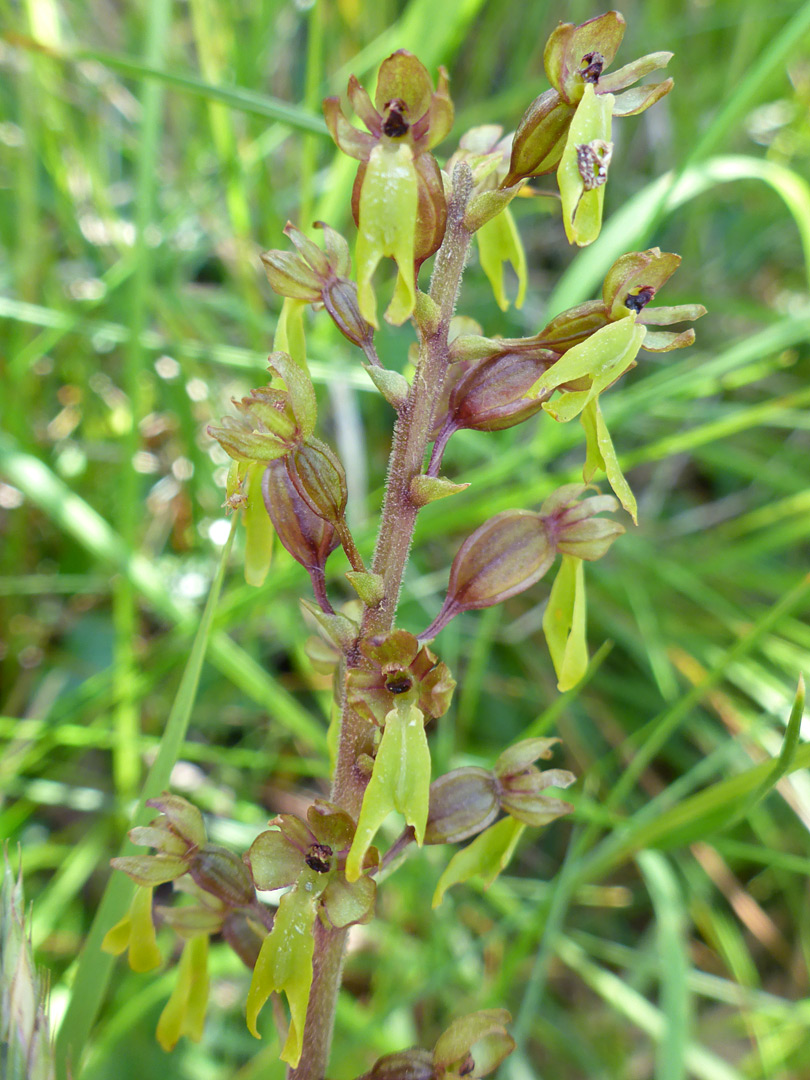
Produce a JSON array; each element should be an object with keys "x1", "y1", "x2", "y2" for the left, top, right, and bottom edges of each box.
[{"x1": 305, "y1": 843, "x2": 333, "y2": 873}]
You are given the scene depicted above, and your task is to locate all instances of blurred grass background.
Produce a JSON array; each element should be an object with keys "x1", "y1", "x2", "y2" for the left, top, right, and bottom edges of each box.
[{"x1": 2, "y1": 0, "x2": 810, "y2": 1078}]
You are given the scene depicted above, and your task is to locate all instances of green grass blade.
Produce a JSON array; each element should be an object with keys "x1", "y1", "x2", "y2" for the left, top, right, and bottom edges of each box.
[
  {"x1": 0, "y1": 435, "x2": 327, "y2": 749},
  {"x1": 4, "y1": 32, "x2": 327, "y2": 133},
  {"x1": 556, "y1": 936, "x2": 745, "y2": 1080},
  {"x1": 637, "y1": 851, "x2": 690, "y2": 1080}
]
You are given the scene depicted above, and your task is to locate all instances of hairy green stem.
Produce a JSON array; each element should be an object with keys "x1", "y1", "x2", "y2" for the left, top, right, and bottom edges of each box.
[
  {"x1": 364, "y1": 162, "x2": 474, "y2": 638},
  {"x1": 288, "y1": 165, "x2": 475, "y2": 1080}
]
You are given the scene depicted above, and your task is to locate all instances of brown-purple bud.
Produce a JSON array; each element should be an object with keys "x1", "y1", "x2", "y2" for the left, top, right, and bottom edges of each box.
[
  {"x1": 425, "y1": 767, "x2": 500, "y2": 844},
  {"x1": 322, "y1": 278, "x2": 375, "y2": 348},
  {"x1": 286, "y1": 437, "x2": 348, "y2": 526},
  {"x1": 421, "y1": 510, "x2": 555, "y2": 639},
  {"x1": 189, "y1": 844, "x2": 256, "y2": 908},
  {"x1": 262, "y1": 457, "x2": 339, "y2": 573},
  {"x1": 446, "y1": 348, "x2": 557, "y2": 432},
  {"x1": 504, "y1": 88, "x2": 575, "y2": 184}
]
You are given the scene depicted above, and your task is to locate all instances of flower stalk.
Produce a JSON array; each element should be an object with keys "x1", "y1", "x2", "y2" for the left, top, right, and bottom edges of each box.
[{"x1": 102, "y1": 19, "x2": 702, "y2": 1080}]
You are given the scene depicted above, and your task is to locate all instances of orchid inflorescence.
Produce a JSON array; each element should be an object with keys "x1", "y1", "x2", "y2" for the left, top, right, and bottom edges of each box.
[{"x1": 105, "y1": 12, "x2": 704, "y2": 1078}]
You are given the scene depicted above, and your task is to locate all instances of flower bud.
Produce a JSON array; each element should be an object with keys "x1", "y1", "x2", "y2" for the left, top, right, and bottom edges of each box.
[
  {"x1": 262, "y1": 457, "x2": 338, "y2": 573},
  {"x1": 425, "y1": 767, "x2": 500, "y2": 844},
  {"x1": 286, "y1": 437, "x2": 348, "y2": 526},
  {"x1": 261, "y1": 249, "x2": 322, "y2": 301},
  {"x1": 504, "y1": 89, "x2": 576, "y2": 183},
  {"x1": 189, "y1": 844, "x2": 256, "y2": 908},
  {"x1": 410, "y1": 475, "x2": 470, "y2": 506},
  {"x1": 447, "y1": 348, "x2": 557, "y2": 432},
  {"x1": 322, "y1": 277, "x2": 375, "y2": 349},
  {"x1": 421, "y1": 510, "x2": 555, "y2": 639}
]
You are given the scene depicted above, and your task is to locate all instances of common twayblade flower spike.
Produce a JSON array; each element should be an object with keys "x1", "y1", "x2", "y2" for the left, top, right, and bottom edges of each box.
[{"x1": 102, "y1": 14, "x2": 702, "y2": 1077}]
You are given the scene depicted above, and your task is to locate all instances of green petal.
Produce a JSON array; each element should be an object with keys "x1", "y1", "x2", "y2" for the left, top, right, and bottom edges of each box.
[
  {"x1": 245, "y1": 882, "x2": 318, "y2": 1067},
  {"x1": 345, "y1": 701, "x2": 431, "y2": 882},
  {"x1": 246, "y1": 830, "x2": 303, "y2": 891},
  {"x1": 542, "y1": 555, "x2": 588, "y2": 692},
  {"x1": 580, "y1": 398, "x2": 637, "y2": 524},
  {"x1": 534, "y1": 317, "x2": 645, "y2": 422},
  {"x1": 557, "y1": 84, "x2": 614, "y2": 246},
  {"x1": 243, "y1": 462, "x2": 274, "y2": 587},
  {"x1": 356, "y1": 143, "x2": 419, "y2": 327},
  {"x1": 432, "y1": 817, "x2": 525, "y2": 907},
  {"x1": 156, "y1": 935, "x2": 209, "y2": 1051},
  {"x1": 105, "y1": 885, "x2": 162, "y2": 973},
  {"x1": 322, "y1": 873, "x2": 376, "y2": 928},
  {"x1": 475, "y1": 206, "x2": 527, "y2": 312}
]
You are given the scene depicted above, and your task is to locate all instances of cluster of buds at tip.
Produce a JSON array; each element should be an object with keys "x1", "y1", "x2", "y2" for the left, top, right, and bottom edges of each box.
[
  {"x1": 324, "y1": 50, "x2": 453, "y2": 326},
  {"x1": 420, "y1": 485, "x2": 623, "y2": 640},
  {"x1": 262, "y1": 222, "x2": 375, "y2": 352},
  {"x1": 425, "y1": 738, "x2": 576, "y2": 845},
  {"x1": 360, "y1": 1009, "x2": 515, "y2": 1080}
]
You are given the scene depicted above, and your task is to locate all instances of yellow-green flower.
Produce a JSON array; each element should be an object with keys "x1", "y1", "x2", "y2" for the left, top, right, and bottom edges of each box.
[
  {"x1": 156, "y1": 935, "x2": 210, "y2": 1051},
  {"x1": 324, "y1": 51, "x2": 453, "y2": 325},
  {"x1": 101, "y1": 885, "x2": 162, "y2": 973}
]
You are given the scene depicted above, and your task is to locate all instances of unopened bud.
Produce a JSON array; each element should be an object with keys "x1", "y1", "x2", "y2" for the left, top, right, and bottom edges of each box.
[
  {"x1": 447, "y1": 349, "x2": 556, "y2": 432},
  {"x1": 189, "y1": 844, "x2": 256, "y2": 908},
  {"x1": 504, "y1": 89, "x2": 575, "y2": 184},
  {"x1": 286, "y1": 437, "x2": 348, "y2": 526},
  {"x1": 322, "y1": 278, "x2": 375, "y2": 348},
  {"x1": 262, "y1": 458, "x2": 338, "y2": 573},
  {"x1": 414, "y1": 152, "x2": 448, "y2": 268},
  {"x1": 261, "y1": 249, "x2": 322, "y2": 301},
  {"x1": 425, "y1": 767, "x2": 500, "y2": 844}
]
